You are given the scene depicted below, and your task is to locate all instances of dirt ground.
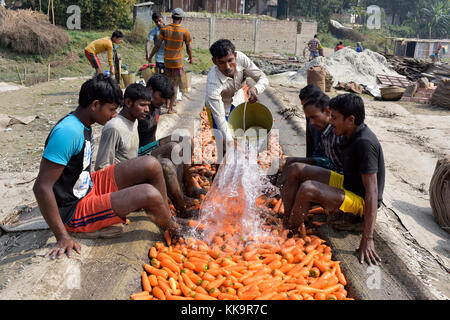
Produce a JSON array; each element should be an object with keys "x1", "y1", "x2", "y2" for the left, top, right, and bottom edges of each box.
[{"x1": 0, "y1": 71, "x2": 449, "y2": 299}]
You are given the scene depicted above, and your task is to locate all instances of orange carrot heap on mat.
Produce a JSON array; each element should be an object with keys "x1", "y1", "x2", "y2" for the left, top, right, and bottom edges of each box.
[{"x1": 131, "y1": 109, "x2": 352, "y2": 300}]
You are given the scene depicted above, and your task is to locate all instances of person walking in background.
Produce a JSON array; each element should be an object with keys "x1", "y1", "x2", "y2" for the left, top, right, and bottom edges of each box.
[
  {"x1": 335, "y1": 41, "x2": 344, "y2": 52},
  {"x1": 85, "y1": 31, "x2": 123, "y2": 77},
  {"x1": 146, "y1": 12, "x2": 165, "y2": 74},
  {"x1": 356, "y1": 42, "x2": 363, "y2": 53},
  {"x1": 307, "y1": 34, "x2": 321, "y2": 61},
  {"x1": 148, "y1": 8, "x2": 193, "y2": 114}
]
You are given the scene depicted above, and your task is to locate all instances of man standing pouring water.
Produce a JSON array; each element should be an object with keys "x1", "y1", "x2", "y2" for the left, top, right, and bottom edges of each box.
[{"x1": 205, "y1": 39, "x2": 269, "y2": 148}]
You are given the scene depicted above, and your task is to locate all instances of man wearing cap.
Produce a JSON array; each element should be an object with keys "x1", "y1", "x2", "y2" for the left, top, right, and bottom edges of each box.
[
  {"x1": 148, "y1": 8, "x2": 193, "y2": 114},
  {"x1": 205, "y1": 39, "x2": 269, "y2": 148}
]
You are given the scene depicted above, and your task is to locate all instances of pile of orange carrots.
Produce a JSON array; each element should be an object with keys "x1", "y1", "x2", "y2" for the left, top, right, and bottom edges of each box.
[{"x1": 130, "y1": 109, "x2": 352, "y2": 300}]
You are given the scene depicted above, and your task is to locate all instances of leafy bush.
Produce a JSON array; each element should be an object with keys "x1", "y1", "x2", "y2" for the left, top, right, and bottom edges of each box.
[
  {"x1": 42, "y1": 0, "x2": 136, "y2": 30},
  {"x1": 388, "y1": 25, "x2": 415, "y2": 38}
]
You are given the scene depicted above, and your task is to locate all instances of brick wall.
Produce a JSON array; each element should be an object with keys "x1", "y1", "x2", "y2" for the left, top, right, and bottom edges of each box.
[{"x1": 163, "y1": 15, "x2": 304, "y2": 55}]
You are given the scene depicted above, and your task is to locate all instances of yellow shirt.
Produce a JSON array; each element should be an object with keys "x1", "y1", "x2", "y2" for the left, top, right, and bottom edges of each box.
[{"x1": 85, "y1": 37, "x2": 114, "y2": 67}]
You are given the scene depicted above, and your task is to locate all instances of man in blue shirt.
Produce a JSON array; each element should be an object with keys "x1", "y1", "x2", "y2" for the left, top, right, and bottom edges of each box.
[
  {"x1": 33, "y1": 74, "x2": 182, "y2": 259},
  {"x1": 146, "y1": 12, "x2": 165, "y2": 74}
]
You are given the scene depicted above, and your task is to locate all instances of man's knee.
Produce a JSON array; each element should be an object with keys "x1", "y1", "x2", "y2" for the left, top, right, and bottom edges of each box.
[
  {"x1": 298, "y1": 180, "x2": 319, "y2": 201},
  {"x1": 285, "y1": 162, "x2": 308, "y2": 182},
  {"x1": 142, "y1": 155, "x2": 163, "y2": 175}
]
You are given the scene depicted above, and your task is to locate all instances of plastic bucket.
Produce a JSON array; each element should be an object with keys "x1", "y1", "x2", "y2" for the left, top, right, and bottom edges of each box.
[{"x1": 228, "y1": 102, "x2": 273, "y2": 151}]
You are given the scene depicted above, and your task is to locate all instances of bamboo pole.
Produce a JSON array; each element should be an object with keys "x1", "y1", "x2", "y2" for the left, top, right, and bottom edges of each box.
[
  {"x1": 48, "y1": 64, "x2": 51, "y2": 82},
  {"x1": 51, "y1": 0, "x2": 55, "y2": 25}
]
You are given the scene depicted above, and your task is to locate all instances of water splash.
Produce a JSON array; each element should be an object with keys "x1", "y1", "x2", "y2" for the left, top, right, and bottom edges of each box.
[{"x1": 188, "y1": 141, "x2": 280, "y2": 245}]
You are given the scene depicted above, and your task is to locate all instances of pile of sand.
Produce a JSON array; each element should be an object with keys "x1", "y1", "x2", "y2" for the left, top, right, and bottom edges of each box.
[
  {"x1": 0, "y1": 8, "x2": 68, "y2": 56},
  {"x1": 271, "y1": 48, "x2": 401, "y2": 88}
]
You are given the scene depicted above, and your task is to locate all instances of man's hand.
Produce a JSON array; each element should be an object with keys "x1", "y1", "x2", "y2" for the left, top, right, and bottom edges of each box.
[
  {"x1": 45, "y1": 235, "x2": 81, "y2": 260},
  {"x1": 247, "y1": 87, "x2": 258, "y2": 103},
  {"x1": 357, "y1": 236, "x2": 381, "y2": 266},
  {"x1": 188, "y1": 57, "x2": 193, "y2": 64}
]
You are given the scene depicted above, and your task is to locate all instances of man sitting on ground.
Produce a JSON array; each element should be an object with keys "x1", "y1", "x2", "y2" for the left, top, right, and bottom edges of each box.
[
  {"x1": 281, "y1": 93, "x2": 385, "y2": 266},
  {"x1": 95, "y1": 79, "x2": 195, "y2": 218},
  {"x1": 281, "y1": 90, "x2": 344, "y2": 175},
  {"x1": 33, "y1": 74, "x2": 181, "y2": 260}
]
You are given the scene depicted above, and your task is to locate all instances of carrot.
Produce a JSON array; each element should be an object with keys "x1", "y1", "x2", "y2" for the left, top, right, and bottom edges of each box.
[
  {"x1": 310, "y1": 278, "x2": 329, "y2": 289},
  {"x1": 149, "y1": 246, "x2": 157, "y2": 259},
  {"x1": 167, "y1": 252, "x2": 185, "y2": 264},
  {"x1": 323, "y1": 284, "x2": 344, "y2": 295},
  {"x1": 308, "y1": 206, "x2": 324, "y2": 215},
  {"x1": 181, "y1": 272, "x2": 197, "y2": 290},
  {"x1": 183, "y1": 261, "x2": 197, "y2": 271},
  {"x1": 239, "y1": 289, "x2": 260, "y2": 300},
  {"x1": 131, "y1": 294, "x2": 153, "y2": 300},
  {"x1": 255, "y1": 291, "x2": 277, "y2": 300},
  {"x1": 279, "y1": 203, "x2": 285, "y2": 215},
  {"x1": 314, "y1": 259, "x2": 331, "y2": 273},
  {"x1": 191, "y1": 261, "x2": 209, "y2": 273},
  {"x1": 179, "y1": 280, "x2": 194, "y2": 297},
  {"x1": 271, "y1": 292, "x2": 288, "y2": 300},
  {"x1": 207, "y1": 268, "x2": 223, "y2": 276},
  {"x1": 152, "y1": 286, "x2": 166, "y2": 300},
  {"x1": 163, "y1": 229, "x2": 172, "y2": 246},
  {"x1": 261, "y1": 254, "x2": 281, "y2": 265},
  {"x1": 195, "y1": 285, "x2": 209, "y2": 295},
  {"x1": 335, "y1": 262, "x2": 347, "y2": 286},
  {"x1": 296, "y1": 285, "x2": 323, "y2": 294},
  {"x1": 186, "y1": 271, "x2": 202, "y2": 287},
  {"x1": 167, "y1": 295, "x2": 194, "y2": 300},
  {"x1": 267, "y1": 259, "x2": 282, "y2": 270},
  {"x1": 194, "y1": 293, "x2": 217, "y2": 300},
  {"x1": 202, "y1": 272, "x2": 216, "y2": 282},
  {"x1": 191, "y1": 176, "x2": 202, "y2": 190},
  {"x1": 162, "y1": 267, "x2": 178, "y2": 280},
  {"x1": 148, "y1": 274, "x2": 158, "y2": 287},
  {"x1": 142, "y1": 271, "x2": 152, "y2": 292},
  {"x1": 298, "y1": 249, "x2": 317, "y2": 268},
  {"x1": 314, "y1": 292, "x2": 327, "y2": 300},
  {"x1": 169, "y1": 277, "x2": 178, "y2": 292},
  {"x1": 158, "y1": 280, "x2": 173, "y2": 297},
  {"x1": 273, "y1": 199, "x2": 283, "y2": 213},
  {"x1": 161, "y1": 259, "x2": 181, "y2": 274},
  {"x1": 144, "y1": 264, "x2": 168, "y2": 279},
  {"x1": 130, "y1": 291, "x2": 151, "y2": 300},
  {"x1": 218, "y1": 292, "x2": 238, "y2": 300}
]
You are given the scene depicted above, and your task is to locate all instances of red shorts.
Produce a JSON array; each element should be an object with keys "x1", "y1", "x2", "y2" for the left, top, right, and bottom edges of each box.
[
  {"x1": 65, "y1": 164, "x2": 125, "y2": 233},
  {"x1": 85, "y1": 49, "x2": 101, "y2": 70}
]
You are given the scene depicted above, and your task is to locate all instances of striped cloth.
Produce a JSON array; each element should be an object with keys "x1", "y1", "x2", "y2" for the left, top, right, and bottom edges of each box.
[
  {"x1": 158, "y1": 23, "x2": 192, "y2": 68},
  {"x1": 320, "y1": 124, "x2": 344, "y2": 174}
]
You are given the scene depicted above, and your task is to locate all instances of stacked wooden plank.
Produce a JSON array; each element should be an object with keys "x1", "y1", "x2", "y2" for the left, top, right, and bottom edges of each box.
[{"x1": 382, "y1": 54, "x2": 449, "y2": 82}]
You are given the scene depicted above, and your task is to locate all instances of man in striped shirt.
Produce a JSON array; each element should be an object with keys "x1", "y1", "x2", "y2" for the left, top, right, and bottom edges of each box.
[{"x1": 148, "y1": 8, "x2": 193, "y2": 114}]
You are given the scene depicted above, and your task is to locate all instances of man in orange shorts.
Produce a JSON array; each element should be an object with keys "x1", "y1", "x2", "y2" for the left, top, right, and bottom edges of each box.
[
  {"x1": 33, "y1": 74, "x2": 182, "y2": 260},
  {"x1": 281, "y1": 94, "x2": 385, "y2": 266}
]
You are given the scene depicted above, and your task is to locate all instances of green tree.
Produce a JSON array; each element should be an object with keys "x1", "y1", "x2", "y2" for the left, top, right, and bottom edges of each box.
[{"x1": 420, "y1": 0, "x2": 450, "y2": 39}]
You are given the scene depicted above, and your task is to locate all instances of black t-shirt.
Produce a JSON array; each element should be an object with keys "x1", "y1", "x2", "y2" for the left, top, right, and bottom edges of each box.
[
  {"x1": 341, "y1": 124, "x2": 385, "y2": 207},
  {"x1": 306, "y1": 119, "x2": 326, "y2": 158},
  {"x1": 138, "y1": 107, "x2": 160, "y2": 147}
]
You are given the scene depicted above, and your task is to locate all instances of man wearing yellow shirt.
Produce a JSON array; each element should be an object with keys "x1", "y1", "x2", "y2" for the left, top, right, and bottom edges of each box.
[{"x1": 85, "y1": 31, "x2": 124, "y2": 77}]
